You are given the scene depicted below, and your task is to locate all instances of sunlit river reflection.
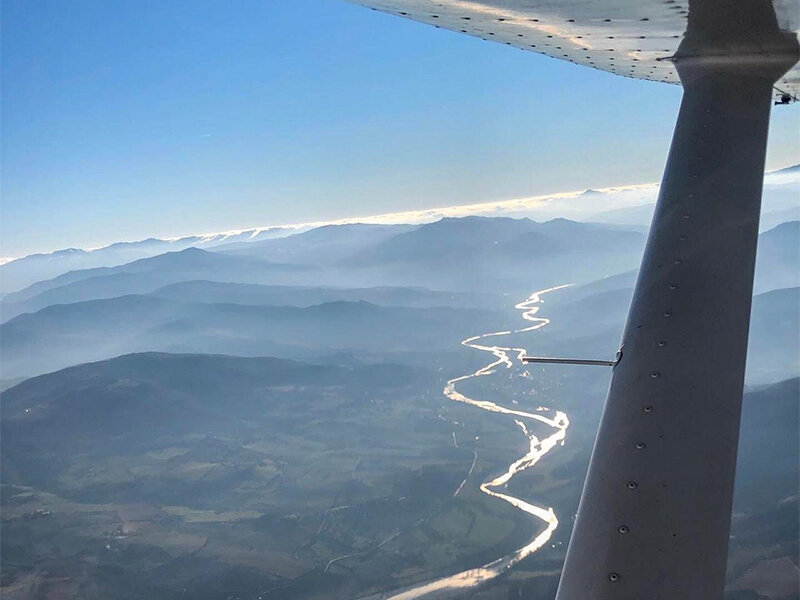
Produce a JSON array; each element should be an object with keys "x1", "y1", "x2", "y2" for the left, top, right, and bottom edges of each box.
[{"x1": 380, "y1": 285, "x2": 571, "y2": 600}]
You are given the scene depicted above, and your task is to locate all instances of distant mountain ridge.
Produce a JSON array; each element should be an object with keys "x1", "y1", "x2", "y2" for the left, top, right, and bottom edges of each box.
[
  {"x1": 218, "y1": 223, "x2": 417, "y2": 262},
  {"x1": 4, "y1": 164, "x2": 797, "y2": 294},
  {"x1": 0, "y1": 227, "x2": 297, "y2": 293},
  {"x1": 0, "y1": 294, "x2": 503, "y2": 379},
  {"x1": 2, "y1": 217, "x2": 649, "y2": 315},
  {"x1": 334, "y1": 216, "x2": 647, "y2": 291},
  {"x1": 1, "y1": 248, "x2": 313, "y2": 319},
  {"x1": 4, "y1": 217, "x2": 796, "y2": 324},
  {"x1": 2, "y1": 214, "x2": 796, "y2": 384}
]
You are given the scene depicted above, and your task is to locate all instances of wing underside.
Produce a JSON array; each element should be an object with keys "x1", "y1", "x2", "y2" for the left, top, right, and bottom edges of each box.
[{"x1": 350, "y1": 0, "x2": 800, "y2": 100}]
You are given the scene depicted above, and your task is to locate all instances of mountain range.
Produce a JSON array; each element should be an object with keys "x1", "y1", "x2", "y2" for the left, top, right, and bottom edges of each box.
[
  {"x1": 5, "y1": 164, "x2": 797, "y2": 296},
  {"x1": 1, "y1": 248, "x2": 314, "y2": 320},
  {"x1": 2, "y1": 216, "x2": 797, "y2": 383},
  {"x1": 0, "y1": 296, "x2": 503, "y2": 379},
  {"x1": 3, "y1": 217, "x2": 649, "y2": 308},
  {"x1": 0, "y1": 227, "x2": 297, "y2": 294},
  {"x1": 1, "y1": 203, "x2": 797, "y2": 600}
]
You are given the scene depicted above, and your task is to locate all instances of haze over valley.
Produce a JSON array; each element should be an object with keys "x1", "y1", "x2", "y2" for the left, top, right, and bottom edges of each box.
[{"x1": 2, "y1": 171, "x2": 798, "y2": 600}]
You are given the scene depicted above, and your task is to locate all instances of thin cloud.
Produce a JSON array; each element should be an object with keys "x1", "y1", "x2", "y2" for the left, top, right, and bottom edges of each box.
[{"x1": 4, "y1": 165, "x2": 797, "y2": 264}]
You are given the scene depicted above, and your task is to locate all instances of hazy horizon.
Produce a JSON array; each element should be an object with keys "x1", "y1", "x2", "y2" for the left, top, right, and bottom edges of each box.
[
  {"x1": 4, "y1": 163, "x2": 799, "y2": 264},
  {"x1": 4, "y1": 1, "x2": 800, "y2": 262}
]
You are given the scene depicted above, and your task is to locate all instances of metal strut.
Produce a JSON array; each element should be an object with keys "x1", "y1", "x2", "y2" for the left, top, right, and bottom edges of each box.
[
  {"x1": 522, "y1": 357, "x2": 616, "y2": 367},
  {"x1": 522, "y1": 349, "x2": 622, "y2": 367},
  {"x1": 555, "y1": 1, "x2": 799, "y2": 599}
]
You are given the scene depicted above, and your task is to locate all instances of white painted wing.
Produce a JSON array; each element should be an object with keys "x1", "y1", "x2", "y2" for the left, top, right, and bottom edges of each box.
[{"x1": 349, "y1": 0, "x2": 800, "y2": 99}]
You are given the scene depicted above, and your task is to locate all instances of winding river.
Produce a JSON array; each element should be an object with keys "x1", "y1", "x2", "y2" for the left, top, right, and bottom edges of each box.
[{"x1": 384, "y1": 285, "x2": 571, "y2": 600}]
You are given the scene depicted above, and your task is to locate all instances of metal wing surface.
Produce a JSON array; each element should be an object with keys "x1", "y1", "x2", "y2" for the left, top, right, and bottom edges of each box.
[{"x1": 351, "y1": 0, "x2": 800, "y2": 99}]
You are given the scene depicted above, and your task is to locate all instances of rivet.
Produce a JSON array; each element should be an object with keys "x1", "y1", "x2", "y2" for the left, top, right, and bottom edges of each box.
[
  {"x1": 636, "y1": 442, "x2": 647, "y2": 449},
  {"x1": 674, "y1": 258, "x2": 682, "y2": 264},
  {"x1": 683, "y1": 214, "x2": 691, "y2": 219},
  {"x1": 679, "y1": 235, "x2": 687, "y2": 240},
  {"x1": 643, "y1": 405, "x2": 654, "y2": 413},
  {"x1": 627, "y1": 481, "x2": 638, "y2": 490},
  {"x1": 618, "y1": 525, "x2": 629, "y2": 533},
  {"x1": 650, "y1": 372, "x2": 660, "y2": 378},
  {"x1": 663, "y1": 311, "x2": 671, "y2": 317},
  {"x1": 668, "y1": 284, "x2": 677, "y2": 290},
  {"x1": 657, "y1": 340, "x2": 666, "y2": 347},
  {"x1": 609, "y1": 572, "x2": 620, "y2": 582}
]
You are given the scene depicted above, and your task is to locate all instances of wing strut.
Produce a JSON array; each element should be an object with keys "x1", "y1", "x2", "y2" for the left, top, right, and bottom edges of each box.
[
  {"x1": 521, "y1": 356, "x2": 618, "y2": 367},
  {"x1": 555, "y1": 2, "x2": 798, "y2": 598}
]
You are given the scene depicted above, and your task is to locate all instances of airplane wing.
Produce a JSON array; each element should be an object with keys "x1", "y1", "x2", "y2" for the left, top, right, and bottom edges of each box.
[
  {"x1": 352, "y1": 0, "x2": 800, "y2": 100},
  {"x1": 347, "y1": 2, "x2": 799, "y2": 598}
]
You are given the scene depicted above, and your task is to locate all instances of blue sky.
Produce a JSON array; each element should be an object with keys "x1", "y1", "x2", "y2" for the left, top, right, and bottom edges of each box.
[{"x1": 3, "y1": 0, "x2": 799, "y2": 258}]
